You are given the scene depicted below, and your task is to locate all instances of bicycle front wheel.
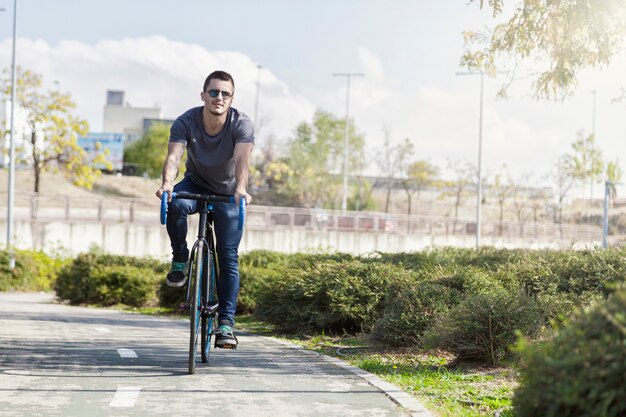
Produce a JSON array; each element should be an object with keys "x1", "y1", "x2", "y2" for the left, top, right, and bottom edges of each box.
[
  {"x1": 188, "y1": 240, "x2": 204, "y2": 375},
  {"x1": 201, "y1": 251, "x2": 217, "y2": 363}
]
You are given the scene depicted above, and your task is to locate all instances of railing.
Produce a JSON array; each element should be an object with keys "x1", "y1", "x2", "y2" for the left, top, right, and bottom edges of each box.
[{"x1": 0, "y1": 192, "x2": 603, "y2": 242}]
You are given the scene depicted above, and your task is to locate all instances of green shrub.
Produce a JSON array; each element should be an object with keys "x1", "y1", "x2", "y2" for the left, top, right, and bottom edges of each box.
[
  {"x1": 0, "y1": 249, "x2": 66, "y2": 291},
  {"x1": 238, "y1": 250, "x2": 289, "y2": 313},
  {"x1": 378, "y1": 247, "x2": 529, "y2": 272},
  {"x1": 424, "y1": 291, "x2": 543, "y2": 365},
  {"x1": 535, "y1": 290, "x2": 605, "y2": 326},
  {"x1": 55, "y1": 248, "x2": 167, "y2": 306},
  {"x1": 157, "y1": 279, "x2": 186, "y2": 309},
  {"x1": 371, "y1": 277, "x2": 461, "y2": 347},
  {"x1": 549, "y1": 249, "x2": 626, "y2": 296},
  {"x1": 431, "y1": 265, "x2": 505, "y2": 296},
  {"x1": 253, "y1": 257, "x2": 397, "y2": 334},
  {"x1": 513, "y1": 288, "x2": 626, "y2": 417},
  {"x1": 87, "y1": 265, "x2": 158, "y2": 307},
  {"x1": 493, "y1": 249, "x2": 626, "y2": 325}
]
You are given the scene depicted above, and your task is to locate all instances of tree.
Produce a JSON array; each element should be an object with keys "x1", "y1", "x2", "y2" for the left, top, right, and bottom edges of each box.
[
  {"x1": 563, "y1": 131, "x2": 604, "y2": 202},
  {"x1": 378, "y1": 127, "x2": 396, "y2": 213},
  {"x1": 553, "y1": 155, "x2": 576, "y2": 225},
  {"x1": 347, "y1": 178, "x2": 376, "y2": 211},
  {"x1": 377, "y1": 128, "x2": 411, "y2": 213},
  {"x1": 124, "y1": 123, "x2": 184, "y2": 178},
  {"x1": 441, "y1": 160, "x2": 476, "y2": 233},
  {"x1": 1, "y1": 67, "x2": 102, "y2": 192},
  {"x1": 490, "y1": 167, "x2": 514, "y2": 235},
  {"x1": 463, "y1": 0, "x2": 626, "y2": 100},
  {"x1": 605, "y1": 159, "x2": 623, "y2": 207},
  {"x1": 404, "y1": 159, "x2": 440, "y2": 215},
  {"x1": 393, "y1": 139, "x2": 417, "y2": 215},
  {"x1": 279, "y1": 110, "x2": 365, "y2": 208},
  {"x1": 511, "y1": 174, "x2": 531, "y2": 237}
]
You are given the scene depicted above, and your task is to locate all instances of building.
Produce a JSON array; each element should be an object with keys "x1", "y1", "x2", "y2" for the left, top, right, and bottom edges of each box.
[{"x1": 102, "y1": 90, "x2": 163, "y2": 138}]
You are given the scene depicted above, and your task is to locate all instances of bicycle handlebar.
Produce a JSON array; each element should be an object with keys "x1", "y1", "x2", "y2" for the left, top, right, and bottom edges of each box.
[{"x1": 160, "y1": 191, "x2": 246, "y2": 231}]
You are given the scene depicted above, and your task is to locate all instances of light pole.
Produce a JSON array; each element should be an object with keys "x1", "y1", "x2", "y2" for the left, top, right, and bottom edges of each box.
[
  {"x1": 456, "y1": 70, "x2": 506, "y2": 249},
  {"x1": 6, "y1": 0, "x2": 18, "y2": 269},
  {"x1": 332, "y1": 72, "x2": 364, "y2": 212},
  {"x1": 457, "y1": 71, "x2": 485, "y2": 249}
]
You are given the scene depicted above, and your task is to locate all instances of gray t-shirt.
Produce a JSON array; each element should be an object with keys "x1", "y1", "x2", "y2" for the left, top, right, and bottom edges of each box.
[{"x1": 169, "y1": 106, "x2": 255, "y2": 195}]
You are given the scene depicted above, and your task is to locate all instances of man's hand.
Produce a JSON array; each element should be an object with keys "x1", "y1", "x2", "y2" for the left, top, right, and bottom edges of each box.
[
  {"x1": 235, "y1": 188, "x2": 252, "y2": 206},
  {"x1": 156, "y1": 182, "x2": 174, "y2": 201}
]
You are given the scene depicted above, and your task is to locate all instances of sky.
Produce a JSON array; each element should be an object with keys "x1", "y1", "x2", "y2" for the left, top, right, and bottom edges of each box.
[{"x1": 1, "y1": 0, "x2": 625, "y2": 196}]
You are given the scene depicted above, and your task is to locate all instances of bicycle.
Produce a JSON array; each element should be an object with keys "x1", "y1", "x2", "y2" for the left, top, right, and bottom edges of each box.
[{"x1": 160, "y1": 191, "x2": 245, "y2": 374}]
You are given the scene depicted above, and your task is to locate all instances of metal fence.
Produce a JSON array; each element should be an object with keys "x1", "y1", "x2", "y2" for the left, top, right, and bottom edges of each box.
[{"x1": 0, "y1": 192, "x2": 602, "y2": 242}]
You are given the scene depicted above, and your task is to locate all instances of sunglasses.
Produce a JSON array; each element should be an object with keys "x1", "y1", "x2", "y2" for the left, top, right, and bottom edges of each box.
[{"x1": 207, "y1": 89, "x2": 232, "y2": 99}]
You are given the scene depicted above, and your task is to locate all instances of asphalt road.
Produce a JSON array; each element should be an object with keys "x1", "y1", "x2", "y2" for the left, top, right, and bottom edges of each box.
[{"x1": 0, "y1": 292, "x2": 431, "y2": 417}]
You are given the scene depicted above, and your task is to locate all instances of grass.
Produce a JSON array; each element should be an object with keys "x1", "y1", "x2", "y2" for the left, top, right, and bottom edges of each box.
[{"x1": 236, "y1": 315, "x2": 517, "y2": 417}]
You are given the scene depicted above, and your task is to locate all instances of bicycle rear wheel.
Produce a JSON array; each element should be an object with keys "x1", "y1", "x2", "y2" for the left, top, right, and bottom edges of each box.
[
  {"x1": 201, "y1": 251, "x2": 217, "y2": 363},
  {"x1": 188, "y1": 241, "x2": 204, "y2": 375}
]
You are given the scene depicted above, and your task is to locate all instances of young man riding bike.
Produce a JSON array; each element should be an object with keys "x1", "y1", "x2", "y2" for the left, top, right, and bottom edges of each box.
[{"x1": 156, "y1": 70, "x2": 254, "y2": 348}]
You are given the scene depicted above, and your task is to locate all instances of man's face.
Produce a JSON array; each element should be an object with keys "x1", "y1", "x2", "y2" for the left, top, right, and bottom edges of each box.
[{"x1": 201, "y1": 79, "x2": 234, "y2": 116}]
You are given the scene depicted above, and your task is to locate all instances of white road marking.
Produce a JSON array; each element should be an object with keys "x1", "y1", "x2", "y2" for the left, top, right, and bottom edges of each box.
[
  {"x1": 95, "y1": 327, "x2": 111, "y2": 333},
  {"x1": 109, "y1": 387, "x2": 142, "y2": 408},
  {"x1": 116, "y1": 348, "x2": 138, "y2": 358}
]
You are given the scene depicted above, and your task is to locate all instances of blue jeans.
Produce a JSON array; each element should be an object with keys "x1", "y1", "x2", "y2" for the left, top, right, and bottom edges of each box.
[{"x1": 166, "y1": 176, "x2": 243, "y2": 327}]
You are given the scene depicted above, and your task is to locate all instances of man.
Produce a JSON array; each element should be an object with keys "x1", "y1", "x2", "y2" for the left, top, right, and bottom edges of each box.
[{"x1": 156, "y1": 70, "x2": 254, "y2": 348}]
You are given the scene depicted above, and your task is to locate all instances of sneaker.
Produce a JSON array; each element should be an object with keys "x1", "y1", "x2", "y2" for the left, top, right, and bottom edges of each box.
[
  {"x1": 214, "y1": 325, "x2": 238, "y2": 349},
  {"x1": 166, "y1": 261, "x2": 188, "y2": 288}
]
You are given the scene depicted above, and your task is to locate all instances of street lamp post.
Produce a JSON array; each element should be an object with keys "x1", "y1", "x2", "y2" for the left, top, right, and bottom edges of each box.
[
  {"x1": 332, "y1": 72, "x2": 364, "y2": 212},
  {"x1": 457, "y1": 71, "x2": 485, "y2": 249},
  {"x1": 6, "y1": 0, "x2": 18, "y2": 269},
  {"x1": 456, "y1": 70, "x2": 506, "y2": 249}
]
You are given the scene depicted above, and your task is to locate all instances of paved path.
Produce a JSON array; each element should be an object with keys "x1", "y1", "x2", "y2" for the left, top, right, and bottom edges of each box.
[{"x1": 0, "y1": 292, "x2": 432, "y2": 417}]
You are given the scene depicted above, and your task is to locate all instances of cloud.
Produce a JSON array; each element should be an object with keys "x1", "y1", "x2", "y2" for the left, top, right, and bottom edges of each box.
[
  {"x1": 1, "y1": 37, "x2": 624, "y2": 191},
  {"x1": 0, "y1": 36, "x2": 316, "y2": 142}
]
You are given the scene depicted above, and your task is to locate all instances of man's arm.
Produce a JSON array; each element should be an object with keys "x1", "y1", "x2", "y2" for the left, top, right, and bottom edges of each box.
[
  {"x1": 155, "y1": 141, "x2": 186, "y2": 201},
  {"x1": 234, "y1": 142, "x2": 254, "y2": 204}
]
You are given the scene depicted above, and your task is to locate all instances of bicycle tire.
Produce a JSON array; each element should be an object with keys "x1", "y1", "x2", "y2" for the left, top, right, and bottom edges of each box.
[
  {"x1": 201, "y1": 250, "x2": 217, "y2": 363},
  {"x1": 188, "y1": 240, "x2": 204, "y2": 375}
]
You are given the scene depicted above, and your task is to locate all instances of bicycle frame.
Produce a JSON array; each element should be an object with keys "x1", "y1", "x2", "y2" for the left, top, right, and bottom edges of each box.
[
  {"x1": 185, "y1": 202, "x2": 218, "y2": 314},
  {"x1": 160, "y1": 191, "x2": 244, "y2": 374}
]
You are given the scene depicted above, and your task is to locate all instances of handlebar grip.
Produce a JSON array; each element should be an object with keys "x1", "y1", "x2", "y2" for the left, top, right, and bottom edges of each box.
[
  {"x1": 238, "y1": 198, "x2": 246, "y2": 231},
  {"x1": 160, "y1": 192, "x2": 169, "y2": 225}
]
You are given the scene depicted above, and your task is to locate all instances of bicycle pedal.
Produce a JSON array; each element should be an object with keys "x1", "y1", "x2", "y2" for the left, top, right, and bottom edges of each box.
[{"x1": 217, "y1": 344, "x2": 237, "y2": 350}]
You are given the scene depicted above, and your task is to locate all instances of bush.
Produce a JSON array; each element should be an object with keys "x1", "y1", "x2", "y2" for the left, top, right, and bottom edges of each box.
[
  {"x1": 513, "y1": 288, "x2": 626, "y2": 417},
  {"x1": 494, "y1": 248, "x2": 626, "y2": 325},
  {"x1": 0, "y1": 249, "x2": 65, "y2": 291},
  {"x1": 371, "y1": 277, "x2": 461, "y2": 347},
  {"x1": 378, "y1": 247, "x2": 529, "y2": 272},
  {"x1": 55, "y1": 248, "x2": 167, "y2": 306},
  {"x1": 87, "y1": 265, "x2": 158, "y2": 307},
  {"x1": 253, "y1": 257, "x2": 397, "y2": 334},
  {"x1": 549, "y1": 249, "x2": 626, "y2": 296},
  {"x1": 431, "y1": 265, "x2": 506, "y2": 296},
  {"x1": 424, "y1": 291, "x2": 544, "y2": 365},
  {"x1": 238, "y1": 250, "x2": 289, "y2": 314}
]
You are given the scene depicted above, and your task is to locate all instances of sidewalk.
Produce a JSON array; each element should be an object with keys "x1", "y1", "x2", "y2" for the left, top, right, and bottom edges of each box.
[{"x1": 0, "y1": 292, "x2": 433, "y2": 417}]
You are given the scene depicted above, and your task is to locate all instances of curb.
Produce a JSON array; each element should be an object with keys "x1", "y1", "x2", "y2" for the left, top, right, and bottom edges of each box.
[{"x1": 257, "y1": 335, "x2": 434, "y2": 417}]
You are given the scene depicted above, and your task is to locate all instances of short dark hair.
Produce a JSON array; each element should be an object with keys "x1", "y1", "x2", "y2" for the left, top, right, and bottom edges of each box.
[{"x1": 203, "y1": 71, "x2": 235, "y2": 92}]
